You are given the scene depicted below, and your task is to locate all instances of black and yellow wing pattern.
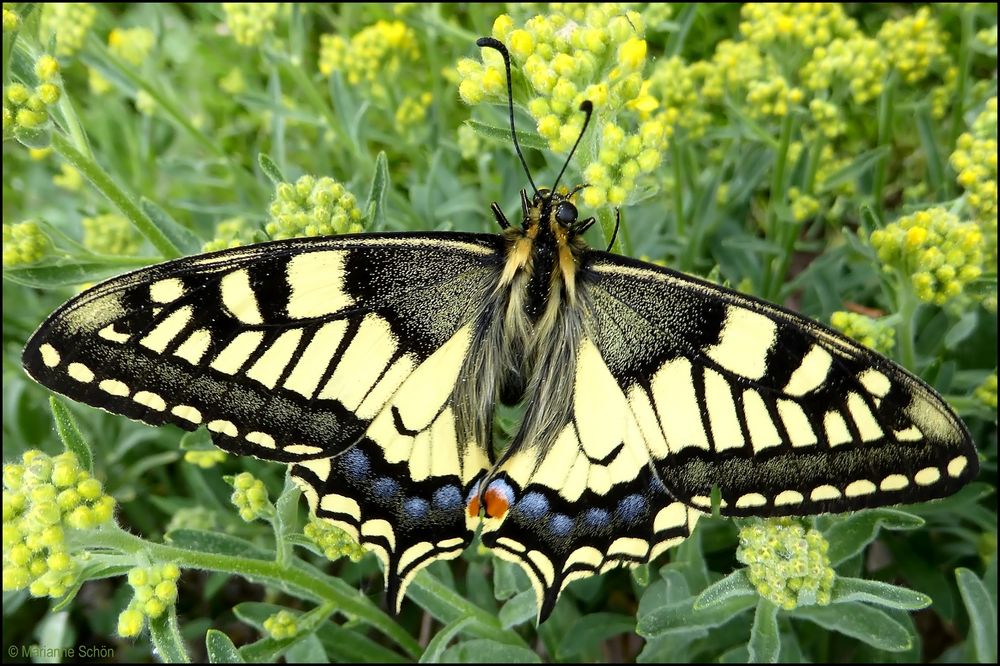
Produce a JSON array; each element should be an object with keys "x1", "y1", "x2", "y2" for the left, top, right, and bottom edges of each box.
[
  {"x1": 478, "y1": 250, "x2": 978, "y2": 619},
  {"x1": 22, "y1": 232, "x2": 503, "y2": 611}
]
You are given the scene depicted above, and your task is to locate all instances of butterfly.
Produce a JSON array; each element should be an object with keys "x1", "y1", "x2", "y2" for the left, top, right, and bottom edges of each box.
[{"x1": 20, "y1": 38, "x2": 978, "y2": 622}]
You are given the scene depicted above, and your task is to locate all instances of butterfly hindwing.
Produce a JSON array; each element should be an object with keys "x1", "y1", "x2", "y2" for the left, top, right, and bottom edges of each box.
[
  {"x1": 584, "y1": 251, "x2": 978, "y2": 516},
  {"x1": 22, "y1": 232, "x2": 502, "y2": 607}
]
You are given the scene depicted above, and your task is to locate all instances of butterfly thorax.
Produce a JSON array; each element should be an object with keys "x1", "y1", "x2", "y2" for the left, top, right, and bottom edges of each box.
[{"x1": 498, "y1": 189, "x2": 588, "y2": 319}]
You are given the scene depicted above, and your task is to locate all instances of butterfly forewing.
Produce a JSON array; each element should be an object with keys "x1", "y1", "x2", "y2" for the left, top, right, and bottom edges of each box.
[{"x1": 22, "y1": 232, "x2": 503, "y2": 606}]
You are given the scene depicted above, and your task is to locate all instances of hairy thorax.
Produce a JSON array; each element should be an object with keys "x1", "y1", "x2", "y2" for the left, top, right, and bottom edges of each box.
[{"x1": 453, "y1": 192, "x2": 593, "y2": 463}]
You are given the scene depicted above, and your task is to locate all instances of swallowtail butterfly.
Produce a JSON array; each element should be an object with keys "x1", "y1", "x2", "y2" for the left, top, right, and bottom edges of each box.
[{"x1": 21, "y1": 38, "x2": 978, "y2": 621}]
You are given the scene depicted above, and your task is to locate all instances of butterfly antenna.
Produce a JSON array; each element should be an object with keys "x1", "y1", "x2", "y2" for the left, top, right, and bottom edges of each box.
[
  {"x1": 476, "y1": 37, "x2": 538, "y2": 196},
  {"x1": 550, "y1": 100, "x2": 594, "y2": 197}
]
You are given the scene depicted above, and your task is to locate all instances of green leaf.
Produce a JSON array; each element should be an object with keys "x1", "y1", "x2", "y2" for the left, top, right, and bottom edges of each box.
[
  {"x1": 956, "y1": 568, "x2": 998, "y2": 664},
  {"x1": 822, "y1": 509, "x2": 924, "y2": 566},
  {"x1": 285, "y1": 634, "x2": 327, "y2": 663},
  {"x1": 273, "y1": 472, "x2": 302, "y2": 564},
  {"x1": 164, "y1": 529, "x2": 272, "y2": 560},
  {"x1": 637, "y1": 593, "x2": 757, "y2": 638},
  {"x1": 14, "y1": 124, "x2": 51, "y2": 149},
  {"x1": 694, "y1": 570, "x2": 756, "y2": 610},
  {"x1": 420, "y1": 617, "x2": 475, "y2": 663},
  {"x1": 790, "y1": 602, "x2": 912, "y2": 651},
  {"x1": 944, "y1": 310, "x2": 979, "y2": 350},
  {"x1": 317, "y1": 624, "x2": 410, "y2": 663},
  {"x1": 817, "y1": 146, "x2": 890, "y2": 194},
  {"x1": 365, "y1": 151, "x2": 390, "y2": 231},
  {"x1": 140, "y1": 198, "x2": 203, "y2": 255},
  {"x1": 748, "y1": 598, "x2": 780, "y2": 663},
  {"x1": 556, "y1": 613, "x2": 635, "y2": 660},
  {"x1": 3, "y1": 257, "x2": 153, "y2": 288},
  {"x1": 35, "y1": 611, "x2": 71, "y2": 663},
  {"x1": 206, "y1": 630, "x2": 246, "y2": 663},
  {"x1": 498, "y1": 590, "x2": 537, "y2": 629},
  {"x1": 439, "y1": 639, "x2": 541, "y2": 664},
  {"x1": 466, "y1": 120, "x2": 549, "y2": 151},
  {"x1": 49, "y1": 397, "x2": 92, "y2": 473},
  {"x1": 258, "y1": 152, "x2": 286, "y2": 186},
  {"x1": 148, "y1": 608, "x2": 192, "y2": 663},
  {"x1": 492, "y1": 559, "x2": 524, "y2": 600},
  {"x1": 831, "y1": 577, "x2": 931, "y2": 610}
]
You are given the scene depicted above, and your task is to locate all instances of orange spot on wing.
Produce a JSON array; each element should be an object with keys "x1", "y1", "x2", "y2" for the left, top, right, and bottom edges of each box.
[
  {"x1": 483, "y1": 487, "x2": 510, "y2": 518},
  {"x1": 467, "y1": 495, "x2": 481, "y2": 517}
]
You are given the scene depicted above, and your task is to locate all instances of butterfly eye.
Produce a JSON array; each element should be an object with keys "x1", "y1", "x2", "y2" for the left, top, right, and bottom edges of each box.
[{"x1": 555, "y1": 201, "x2": 577, "y2": 226}]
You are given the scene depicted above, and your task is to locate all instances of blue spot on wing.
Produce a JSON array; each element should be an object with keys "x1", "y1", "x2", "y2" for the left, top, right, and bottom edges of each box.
[
  {"x1": 516, "y1": 491, "x2": 549, "y2": 519},
  {"x1": 372, "y1": 477, "x2": 400, "y2": 499},
  {"x1": 404, "y1": 497, "x2": 430, "y2": 519},
  {"x1": 433, "y1": 485, "x2": 462, "y2": 510},
  {"x1": 616, "y1": 494, "x2": 646, "y2": 524},
  {"x1": 549, "y1": 513, "x2": 573, "y2": 536},
  {"x1": 583, "y1": 508, "x2": 610, "y2": 528},
  {"x1": 339, "y1": 447, "x2": 370, "y2": 478}
]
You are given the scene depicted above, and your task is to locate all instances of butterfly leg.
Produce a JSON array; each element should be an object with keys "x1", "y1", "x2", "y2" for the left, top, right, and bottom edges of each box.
[{"x1": 491, "y1": 202, "x2": 511, "y2": 230}]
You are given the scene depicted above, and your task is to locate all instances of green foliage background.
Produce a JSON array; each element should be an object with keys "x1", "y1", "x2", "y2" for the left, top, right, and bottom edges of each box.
[{"x1": 2, "y1": 3, "x2": 997, "y2": 663}]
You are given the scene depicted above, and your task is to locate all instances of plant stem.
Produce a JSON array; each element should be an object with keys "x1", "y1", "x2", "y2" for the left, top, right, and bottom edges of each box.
[
  {"x1": 50, "y1": 132, "x2": 180, "y2": 259},
  {"x1": 762, "y1": 112, "x2": 796, "y2": 301},
  {"x1": 73, "y1": 525, "x2": 421, "y2": 658},
  {"x1": 945, "y1": 7, "x2": 975, "y2": 198},
  {"x1": 671, "y1": 137, "x2": 686, "y2": 238},
  {"x1": 872, "y1": 71, "x2": 898, "y2": 220},
  {"x1": 896, "y1": 283, "x2": 920, "y2": 372}
]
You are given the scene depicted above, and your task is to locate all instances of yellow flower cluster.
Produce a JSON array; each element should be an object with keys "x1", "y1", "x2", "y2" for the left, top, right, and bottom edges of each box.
[
  {"x1": 975, "y1": 372, "x2": 997, "y2": 410},
  {"x1": 263, "y1": 610, "x2": 299, "y2": 639},
  {"x1": 222, "y1": 3, "x2": 279, "y2": 47},
  {"x1": 183, "y1": 450, "x2": 227, "y2": 469},
  {"x1": 3, "y1": 221, "x2": 52, "y2": 267},
  {"x1": 219, "y1": 68, "x2": 246, "y2": 96},
  {"x1": 54, "y1": 164, "x2": 83, "y2": 191},
  {"x1": 395, "y1": 92, "x2": 432, "y2": 128},
  {"x1": 82, "y1": 214, "x2": 141, "y2": 256},
  {"x1": 737, "y1": 517, "x2": 834, "y2": 610},
  {"x1": 646, "y1": 56, "x2": 712, "y2": 138},
  {"x1": 788, "y1": 187, "x2": 820, "y2": 223},
  {"x1": 90, "y1": 27, "x2": 157, "y2": 94},
  {"x1": 3, "y1": 451, "x2": 115, "y2": 597},
  {"x1": 319, "y1": 20, "x2": 420, "y2": 100},
  {"x1": 458, "y1": 7, "x2": 668, "y2": 209},
  {"x1": 166, "y1": 506, "x2": 218, "y2": 534},
  {"x1": 807, "y1": 98, "x2": 846, "y2": 140},
  {"x1": 229, "y1": 472, "x2": 271, "y2": 522},
  {"x1": 830, "y1": 311, "x2": 896, "y2": 355},
  {"x1": 267, "y1": 175, "x2": 364, "y2": 240},
  {"x1": 41, "y1": 3, "x2": 96, "y2": 57},
  {"x1": 203, "y1": 216, "x2": 254, "y2": 252},
  {"x1": 739, "y1": 3, "x2": 857, "y2": 50},
  {"x1": 801, "y1": 36, "x2": 887, "y2": 105},
  {"x1": 3, "y1": 55, "x2": 62, "y2": 134},
  {"x1": 457, "y1": 123, "x2": 481, "y2": 161},
  {"x1": 746, "y1": 75, "x2": 804, "y2": 121},
  {"x1": 117, "y1": 563, "x2": 181, "y2": 637},
  {"x1": 694, "y1": 40, "x2": 769, "y2": 104},
  {"x1": 870, "y1": 208, "x2": 985, "y2": 306},
  {"x1": 877, "y1": 7, "x2": 948, "y2": 85},
  {"x1": 304, "y1": 516, "x2": 366, "y2": 563},
  {"x1": 950, "y1": 97, "x2": 997, "y2": 263},
  {"x1": 3, "y1": 4, "x2": 18, "y2": 31}
]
